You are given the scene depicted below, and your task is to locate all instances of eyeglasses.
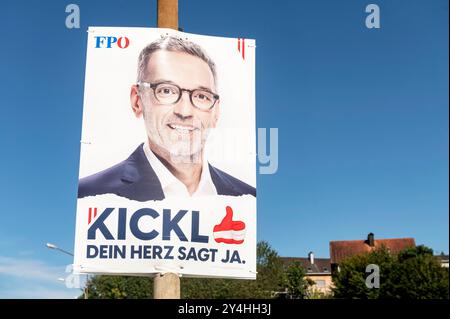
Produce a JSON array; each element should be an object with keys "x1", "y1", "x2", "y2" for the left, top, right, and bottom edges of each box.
[{"x1": 137, "y1": 81, "x2": 220, "y2": 111}]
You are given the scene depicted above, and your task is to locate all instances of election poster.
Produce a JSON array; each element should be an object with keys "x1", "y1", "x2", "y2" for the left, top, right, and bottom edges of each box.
[{"x1": 73, "y1": 27, "x2": 257, "y2": 279}]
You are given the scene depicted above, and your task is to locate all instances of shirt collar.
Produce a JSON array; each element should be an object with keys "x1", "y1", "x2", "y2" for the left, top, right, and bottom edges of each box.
[{"x1": 142, "y1": 142, "x2": 217, "y2": 197}]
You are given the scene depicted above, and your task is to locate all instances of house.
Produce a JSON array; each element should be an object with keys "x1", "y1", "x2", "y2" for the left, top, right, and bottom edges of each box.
[
  {"x1": 280, "y1": 252, "x2": 333, "y2": 295},
  {"x1": 329, "y1": 233, "x2": 416, "y2": 272},
  {"x1": 436, "y1": 252, "x2": 449, "y2": 268}
]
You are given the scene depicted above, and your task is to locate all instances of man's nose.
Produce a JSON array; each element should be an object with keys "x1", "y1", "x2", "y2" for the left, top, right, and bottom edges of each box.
[{"x1": 173, "y1": 91, "x2": 194, "y2": 119}]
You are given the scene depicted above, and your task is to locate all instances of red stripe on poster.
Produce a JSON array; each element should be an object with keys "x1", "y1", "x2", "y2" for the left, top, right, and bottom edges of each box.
[{"x1": 214, "y1": 238, "x2": 245, "y2": 245}]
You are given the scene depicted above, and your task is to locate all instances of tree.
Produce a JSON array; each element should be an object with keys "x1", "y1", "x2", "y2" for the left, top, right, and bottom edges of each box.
[
  {"x1": 332, "y1": 245, "x2": 449, "y2": 299},
  {"x1": 283, "y1": 261, "x2": 313, "y2": 299},
  {"x1": 332, "y1": 246, "x2": 392, "y2": 299},
  {"x1": 181, "y1": 241, "x2": 285, "y2": 298},
  {"x1": 253, "y1": 240, "x2": 285, "y2": 297},
  {"x1": 83, "y1": 241, "x2": 285, "y2": 299},
  {"x1": 386, "y1": 246, "x2": 449, "y2": 299},
  {"x1": 83, "y1": 275, "x2": 153, "y2": 299}
]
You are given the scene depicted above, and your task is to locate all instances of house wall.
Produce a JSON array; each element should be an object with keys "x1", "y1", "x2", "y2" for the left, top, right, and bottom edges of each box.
[{"x1": 305, "y1": 274, "x2": 333, "y2": 295}]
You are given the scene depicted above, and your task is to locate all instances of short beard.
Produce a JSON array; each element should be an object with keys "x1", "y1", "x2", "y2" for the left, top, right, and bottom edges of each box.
[
  {"x1": 141, "y1": 99, "x2": 211, "y2": 165},
  {"x1": 167, "y1": 129, "x2": 203, "y2": 164},
  {"x1": 145, "y1": 125, "x2": 212, "y2": 165}
]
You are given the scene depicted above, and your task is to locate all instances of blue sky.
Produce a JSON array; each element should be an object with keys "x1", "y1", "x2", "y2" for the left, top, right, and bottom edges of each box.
[{"x1": 0, "y1": 0, "x2": 448, "y2": 298}]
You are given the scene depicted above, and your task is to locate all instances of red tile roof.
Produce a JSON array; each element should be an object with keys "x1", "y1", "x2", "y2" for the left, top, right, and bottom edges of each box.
[{"x1": 330, "y1": 237, "x2": 416, "y2": 264}]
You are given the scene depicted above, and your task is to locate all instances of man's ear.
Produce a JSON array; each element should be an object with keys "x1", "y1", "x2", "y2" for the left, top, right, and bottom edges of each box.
[
  {"x1": 130, "y1": 84, "x2": 143, "y2": 118},
  {"x1": 212, "y1": 100, "x2": 220, "y2": 128}
]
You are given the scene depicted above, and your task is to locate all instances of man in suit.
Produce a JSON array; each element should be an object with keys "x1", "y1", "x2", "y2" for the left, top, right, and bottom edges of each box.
[{"x1": 78, "y1": 36, "x2": 256, "y2": 202}]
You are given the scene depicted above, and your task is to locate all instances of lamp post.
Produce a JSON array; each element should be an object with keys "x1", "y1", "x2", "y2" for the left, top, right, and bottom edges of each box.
[
  {"x1": 46, "y1": 242, "x2": 73, "y2": 256},
  {"x1": 45, "y1": 242, "x2": 89, "y2": 299}
]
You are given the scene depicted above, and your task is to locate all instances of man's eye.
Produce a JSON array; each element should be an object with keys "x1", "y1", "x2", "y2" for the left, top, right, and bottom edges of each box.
[
  {"x1": 195, "y1": 92, "x2": 212, "y2": 101},
  {"x1": 157, "y1": 86, "x2": 177, "y2": 95}
]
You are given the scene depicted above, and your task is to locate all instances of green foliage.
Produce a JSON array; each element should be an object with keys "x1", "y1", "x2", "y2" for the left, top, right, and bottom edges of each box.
[
  {"x1": 283, "y1": 261, "x2": 311, "y2": 299},
  {"x1": 181, "y1": 241, "x2": 285, "y2": 298},
  {"x1": 84, "y1": 275, "x2": 153, "y2": 299},
  {"x1": 82, "y1": 244, "x2": 449, "y2": 299},
  {"x1": 332, "y1": 245, "x2": 449, "y2": 299},
  {"x1": 254, "y1": 241, "x2": 285, "y2": 297},
  {"x1": 181, "y1": 277, "x2": 260, "y2": 299},
  {"x1": 386, "y1": 246, "x2": 449, "y2": 299},
  {"x1": 257, "y1": 241, "x2": 279, "y2": 266},
  {"x1": 307, "y1": 287, "x2": 333, "y2": 299}
]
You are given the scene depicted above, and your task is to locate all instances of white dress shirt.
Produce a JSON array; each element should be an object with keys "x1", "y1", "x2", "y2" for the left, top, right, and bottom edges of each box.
[{"x1": 143, "y1": 142, "x2": 218, "y2": 198}]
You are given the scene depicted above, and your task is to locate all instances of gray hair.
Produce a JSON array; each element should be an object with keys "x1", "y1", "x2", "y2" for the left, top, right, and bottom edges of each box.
[{"x1": 137, "y1": 35, "x2": 217, "y2": 87}]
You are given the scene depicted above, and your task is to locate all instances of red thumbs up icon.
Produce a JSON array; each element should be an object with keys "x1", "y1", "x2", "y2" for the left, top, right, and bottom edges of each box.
[{"x1": 213, "y1": 206, "x2": 246, "y2": 244}]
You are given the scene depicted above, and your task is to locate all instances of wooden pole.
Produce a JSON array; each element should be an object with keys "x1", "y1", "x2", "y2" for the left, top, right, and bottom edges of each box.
[
  {"x1": 154, "y1": 273, "x2": 180, "y2": 299},
  {"x1": 154, "y1": 0, "x2": 180, "y2": 299},
  {"x1": 157, "y1": 0, "x2": 178, "y2": 30}
]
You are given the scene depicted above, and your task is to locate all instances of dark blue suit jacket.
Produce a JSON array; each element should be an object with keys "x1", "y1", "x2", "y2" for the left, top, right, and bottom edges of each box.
[{"x1": 78, "y1": 144, "x2": 256, "y2": 201}]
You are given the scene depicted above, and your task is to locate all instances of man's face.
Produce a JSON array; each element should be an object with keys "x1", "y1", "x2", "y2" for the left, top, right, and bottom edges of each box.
[{"x1": 138, "y1": 50, "x2": 219, "y2": 160}]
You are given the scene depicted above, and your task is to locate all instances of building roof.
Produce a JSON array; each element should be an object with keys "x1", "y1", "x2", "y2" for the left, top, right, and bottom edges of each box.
[
  {"x1": 280, "y1": 257, "x2": 331, "y2": 274},
  {"x1": 330, "y1": 237, "x2": 416, "y2": 264},
  {"x1": 435, "y1": 254, "x2": 449, "y2": 262}
]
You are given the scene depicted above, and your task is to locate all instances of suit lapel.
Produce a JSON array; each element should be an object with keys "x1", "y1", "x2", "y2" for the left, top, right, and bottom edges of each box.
[
  {"x1": 119, "y1": 144, "x2": 165, "y2": 201},
  {"x1": 116, "y1": 145, "x2": 243, "y2": 200},
  {"x1": 209, "y1": 163, "x2": 239, "y2": 196}
]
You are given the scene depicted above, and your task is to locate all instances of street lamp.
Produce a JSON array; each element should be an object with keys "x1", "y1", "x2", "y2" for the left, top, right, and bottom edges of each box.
[
  {"x1": 46, "y1": 242, "x2": 89, "y2": 299},
  {"x1": 46, "y1": 242, "x2": 74, "y2": 256}
]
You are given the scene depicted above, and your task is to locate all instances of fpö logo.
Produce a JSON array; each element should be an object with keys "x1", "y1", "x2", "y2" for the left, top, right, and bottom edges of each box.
[{"x1": 94, "y1": 36, "x2": 130, "y2": 49}]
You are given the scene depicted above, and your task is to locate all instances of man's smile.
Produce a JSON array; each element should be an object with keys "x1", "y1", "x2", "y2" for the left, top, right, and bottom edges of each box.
[{"x1": 167, "y1": 123, "x2": 199, "y2": 134}]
